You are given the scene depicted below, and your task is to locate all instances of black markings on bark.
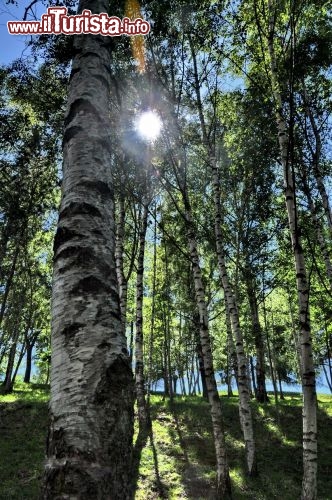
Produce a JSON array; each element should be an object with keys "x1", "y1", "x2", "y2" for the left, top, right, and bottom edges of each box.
[
  {"x1": 94, "y1": 136, "x2": 112, "y2": 154},
  {"x1": 55, "y1": 246, "x2": 99, "y2": 269},
  {"x1": 53, "y1": 227, "x2": 84, "y2": 254},
  {"x1": 70, "y1": 276, "x2": 112, "y2": 295},
  {"x1": 69, "y1": 66, "x2": 80, "y2": 82},
  {"x1": 77, "y1": 179, "x2": 113, "y2": 200},
  {"x1": 46, "y1": 426, "x2": 66, "y2": 458},
  {"x1": 64, "y1": 98, "x2": 105, "y2": 128},
  {"x1": 54, "y1": 245, "x2": 82, "y2": 264},
  {"x1": 44, "y1": 422, "x2": 100, "y2": 497},
  {"x1": 61, "y1": 323, "x2": 84, "y2": 343},
  {"x1": 94, "y1": 356, "x2": 134, "y2": 405},
  {"x1": 92, "y1": 228, "x2": 104, "y2": 237},
  {"x1": 63, "y1": 125, "x2": 83, "y2": 146},
  {"x1": 59, "y1": 202, "x2": 102, "y2": 220},
  {"x1": 94, "y1": 301, "x2": 121, "y2": 325},
  {"x1": 102, "y1": 62, "x2": 112, "y2": 75},
  {"x1": 97, "y1": 341, "x2": 111, "y2": 350},
  {"x1": 303, "y1": 370, "x2": 316, "y2": 377},
  {"x1": 79, "y1": 51, "x2": 102, "y2": 61}
]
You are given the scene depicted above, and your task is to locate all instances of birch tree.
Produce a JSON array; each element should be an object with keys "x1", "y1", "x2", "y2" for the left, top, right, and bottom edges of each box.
[
  {"x1": 42, "y1": 1, "x2": 134, "y2": 497},
  {"x1": 188, "y1": 35, "x2": 257, "y2": 476}
]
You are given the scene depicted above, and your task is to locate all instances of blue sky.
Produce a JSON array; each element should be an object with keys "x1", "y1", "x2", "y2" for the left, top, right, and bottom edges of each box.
[{"x1": 0, "y1": 0, "x2": 45, "y2": 65}]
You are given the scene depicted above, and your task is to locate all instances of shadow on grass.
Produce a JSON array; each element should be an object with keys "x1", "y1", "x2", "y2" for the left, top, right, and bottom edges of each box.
[
  {"x1": 0, "y1": 398, "x2": 48, "y2": 499},
  {"x1": 131, "y1": 416, "x2": 168, "y2": 499},
  {"x1": 257, "y1": 393, "x2": 332, "y2": 499},
  {"x1": 168, "y1": 400, "x2": 217, "y2": 499},
  {"x1": 158, "y1": 393, "x2": 332, "y2": 500}
]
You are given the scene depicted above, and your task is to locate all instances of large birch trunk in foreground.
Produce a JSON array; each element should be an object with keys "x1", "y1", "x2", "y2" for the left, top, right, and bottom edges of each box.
[
  {"x1": 42, "y1": 1, "x2": 134, "y2": 498},
  {"x1": 115, "y1": 195, "x2": 128, "y2": 337},
  {"x1": 267, "y1": 3, "x2": 317, "y2": 498}
]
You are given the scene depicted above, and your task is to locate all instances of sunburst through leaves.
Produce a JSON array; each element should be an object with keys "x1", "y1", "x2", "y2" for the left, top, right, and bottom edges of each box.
[{"x1": 125, "y1": 0, "x2": 146, "y2": 73}]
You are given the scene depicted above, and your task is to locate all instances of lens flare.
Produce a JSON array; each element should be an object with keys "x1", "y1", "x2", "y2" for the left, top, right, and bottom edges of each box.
[{"x1": 136, "y1": 111, "x2": 162, "y2": 141}]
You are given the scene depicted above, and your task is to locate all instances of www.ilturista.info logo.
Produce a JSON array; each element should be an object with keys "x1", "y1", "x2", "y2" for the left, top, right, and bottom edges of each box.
[{"x1": 7, "y1": 7, "x2": 150, "y2": 36}]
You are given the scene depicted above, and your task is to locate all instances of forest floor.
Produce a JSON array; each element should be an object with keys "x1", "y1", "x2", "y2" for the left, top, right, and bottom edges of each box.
[{"x1": 0, "y1": 385, "x2": 331, "y2": 499}]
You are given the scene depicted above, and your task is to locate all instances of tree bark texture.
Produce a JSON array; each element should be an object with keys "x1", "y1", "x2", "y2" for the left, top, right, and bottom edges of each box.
[
  {"x1": 267, "y1": 3, "x2": 317, "y2": 498},
  {"x1": 135, "y1": 203, "x2": 149, "y2": 429},
  {"x1": 189, "y1": 32, "x2": 255, "y2": 476},
  {"x1": 115, "y1": 195, "x2": 128, "y2": 337},
  {"x1": 245, "y1": 271, "x2": 269, "y2": 404},
  {"x1": 212, "y1": 163, "x2": 257, "y2": 475},
  {"x1": 185, "y1": 205, "x2": 232, "y2": 499},
  {"x1": 42, "y1": 1, "x2": 134, "y2": 498}
]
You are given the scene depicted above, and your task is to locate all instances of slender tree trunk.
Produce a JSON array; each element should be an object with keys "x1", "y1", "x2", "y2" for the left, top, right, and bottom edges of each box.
[
  {"x1": 147, "y1": 206, "x2": 157, "y2": 405},
  {"x1": 11, "y1": 342, "x2": 26, "y2": 387},
  {"x1": 263, "y1": 299, "x2": 278, "y2": 406},
  {"x1": 42, "y1": 2, "x2": 134, "y2": 496},
  {"x1": 129, "y1": 321, "x2": 134, "y2": 365},
  {"x1": 195, "y1": 356, "x2": 201, "y2": 395},
  {"x1": 189, "y1": 32, "x2": 256, "y2": 474},
  {"x1": 277, "y1": 371, "x2": 285, "y2": 400},
  {"x1": 250, "y1": 356, "x2": 257, "y2": 397},
  {"x1": 3, "y1": 342, "x2": 17, "y2": 393},
  {"x1": 0, "y1": 242, "x2": 20, "y2": 332},
  {"x1": 218, "y1": 249, "x2": 257, "y2": 472},
  {"x1": 163, "y1": 240, "x2": 174, "y2": 403},
  {"x1": 196, "y1": 335, "x2": 208, "y2": 400},
  {"x1": 24, "y1": 339, "x2": 34, "y2": 383},
  {"x1": 163, "y1": 356, "x2": 170, "y2": 399},
  {"x1": 245, "y1": 270, "x2": 269, "y2": 403},
  {"x1": 178, "y1": 375, "x2": 184, "y2": 395},
  {"x1": 324, "y1": 320, "x2": 332, "y2": 392},
  {"x1": 267, "y1": 5, "x2": 317, "y2": 497},
  {"x1": 135, "y1": 203, "x2": 150, "y2": 429},
  {"x1": 321, "y1": 363, "x2": 332, "y2": 393},
  {"x1": 225, "y1": 302, "x2": 235, "y2": 397},
  {"x1": 301, "y1": 82, "x2": 332, "y2": 234},
  {"x1": 185, "y1": 204, "x2": 231, "y2": 498},
  {"x1": 287, "y1": 287, "x2": 302, "y2": 378},
  {"x1": 2, "y1": 311, "x2": 23, "y2": 392},
  {"x1": 300, "y1": 170, "x2": 332, "y2": 289},
  {"x1": 0, "y1": 217, "x2": 12, "y2": 284}
]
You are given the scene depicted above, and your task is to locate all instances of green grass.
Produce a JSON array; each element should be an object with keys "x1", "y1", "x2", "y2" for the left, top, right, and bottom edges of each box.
[
  {"x1": 0, "y1": 383, "x2": 49, "y2": 499},
  {"x1": 0, "y1": 385, "x2": 331, "y2": 499}
]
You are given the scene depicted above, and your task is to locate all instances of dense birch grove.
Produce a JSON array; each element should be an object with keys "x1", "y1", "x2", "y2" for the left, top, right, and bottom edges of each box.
[{"x1": 0, "y1": 0, "x2": 332, "y2": 498}]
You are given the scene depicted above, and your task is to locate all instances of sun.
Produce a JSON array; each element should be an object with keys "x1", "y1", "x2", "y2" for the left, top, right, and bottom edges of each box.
[{"x1": 136, "y1": 110, "x2": 162, "y2": 142}]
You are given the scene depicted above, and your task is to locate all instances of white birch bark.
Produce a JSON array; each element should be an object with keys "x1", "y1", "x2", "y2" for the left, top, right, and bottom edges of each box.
[
  {"x1": 188, "y1": 35, "x2": 256, "y2": 476},
  {"x1": 212, "y1": 163, "x2": 257, "y2": 476},
  {"x1": 267, "y1": 4, "x2": 317, "y2": 498},
  {"x1": 185, "y1": 202, "x2": 232, "y2": 499},
  {"x1": 135, "y1": 203, "x2": 149, "y2": 428},
  {"x1": 302, "y1": 84, "x2": 332, "y2": 234},
  {"x1": 245, "y1": 269, "x2": 269, "y2": 403},
  {"x1": 42, "y1": 1, "x2": 134, "y2": 497},
  {"x1": 115, "y1": 195, "x2": 128, "y2": 337}
]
